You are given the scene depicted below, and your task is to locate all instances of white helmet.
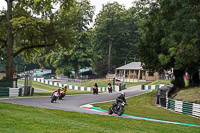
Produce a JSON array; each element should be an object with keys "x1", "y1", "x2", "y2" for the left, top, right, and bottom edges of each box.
[{"x1": 121, "y1": 92, "x2": 125, "y2": 97}]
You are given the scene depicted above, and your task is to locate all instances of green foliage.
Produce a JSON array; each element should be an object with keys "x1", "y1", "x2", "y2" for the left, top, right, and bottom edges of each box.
[
  {"x1": 135, "y1": 0, "x2": 200, "y2": 87},
  {"x1": 2, "y1": 0, "x2": 76, "y2": 78},
  {"x1": 33, "y1": 0, "x2": 95, "y2": 77},
  {"x1": 94, "y1": 2, "x2": 139, "y2": 75}
]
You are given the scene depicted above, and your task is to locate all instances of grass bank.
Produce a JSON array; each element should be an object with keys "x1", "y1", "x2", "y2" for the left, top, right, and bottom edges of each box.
[
  {"x1": 0, "y1": 102, "x2": 199, "y2": 133},
  {"x1": 18, "y1": 80, "x2": 92, "y2": 96},
  {"x1": 94, "y1": 90, "x2": 200, "y2": 125},
  {"x1": 173, "y1": 87, "x2": 200, "y2": 104},
  {"x1": 147, "y1": 80, "x2": 171, "y2": 85},
  {"x1": 18, "y1": 79, "x2": 146, "y2": 89}
]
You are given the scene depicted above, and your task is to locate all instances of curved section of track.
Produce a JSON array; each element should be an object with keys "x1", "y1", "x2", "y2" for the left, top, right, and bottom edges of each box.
[{"x1": 0, "y1": 87, "x2": 149, "y2": 115}]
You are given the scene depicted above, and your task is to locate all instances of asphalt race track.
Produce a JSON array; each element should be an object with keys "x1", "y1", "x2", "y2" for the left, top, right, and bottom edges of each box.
[{"x1": 0, "y1": 86, "x2": 149, "y2": 116}]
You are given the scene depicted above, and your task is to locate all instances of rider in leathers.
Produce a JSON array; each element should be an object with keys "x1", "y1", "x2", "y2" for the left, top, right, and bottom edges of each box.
[{"x1": 116, "y1": 92, "x2": 126, "y2": 105}]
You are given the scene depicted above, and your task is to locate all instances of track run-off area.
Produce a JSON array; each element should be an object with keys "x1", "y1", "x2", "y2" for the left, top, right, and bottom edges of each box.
[{"x1": 0, "y1": 86, "x2": 200, "y2": 127}]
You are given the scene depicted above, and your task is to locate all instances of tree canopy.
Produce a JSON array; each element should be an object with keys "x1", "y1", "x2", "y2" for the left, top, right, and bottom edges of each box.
[{"x1": 136, "y1": 0, "x2": 200, "y2": 87}]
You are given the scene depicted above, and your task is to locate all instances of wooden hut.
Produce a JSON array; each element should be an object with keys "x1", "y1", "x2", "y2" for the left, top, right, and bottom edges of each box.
[{"x1": 115, "y1": 62, "x2": 157, "y2": 82}]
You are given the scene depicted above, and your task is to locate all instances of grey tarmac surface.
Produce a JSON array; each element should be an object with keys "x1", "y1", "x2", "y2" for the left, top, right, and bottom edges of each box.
[{"x1": 0, "y1": 86, "x2": 149, "y2": 116}]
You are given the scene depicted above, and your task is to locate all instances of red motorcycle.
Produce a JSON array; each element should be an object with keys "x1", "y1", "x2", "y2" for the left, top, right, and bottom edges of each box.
[
  {"x1": 108, "y1": 85, "x2": 112, "y2": 93},
  {"x1": 93, "y1": 86, "x2": 98, "y2": 95},
  {"x1": 51, "y1": 91, "x2": 59, "y2": 103}
]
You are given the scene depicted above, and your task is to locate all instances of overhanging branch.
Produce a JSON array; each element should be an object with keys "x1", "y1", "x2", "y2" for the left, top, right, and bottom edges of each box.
[{"x1": 13, "y1": 43, "x2": 54, "y2": 58}]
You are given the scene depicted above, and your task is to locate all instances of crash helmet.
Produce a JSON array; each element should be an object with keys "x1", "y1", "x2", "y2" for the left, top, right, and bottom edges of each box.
[{"x1": 121, "y1": 92, "x2": 125, "y2": 97}]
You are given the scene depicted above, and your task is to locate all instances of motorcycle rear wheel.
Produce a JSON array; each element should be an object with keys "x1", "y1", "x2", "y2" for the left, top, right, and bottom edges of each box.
[{"x1": 117, "y1": 107, "x2": 124, "y2": 116}]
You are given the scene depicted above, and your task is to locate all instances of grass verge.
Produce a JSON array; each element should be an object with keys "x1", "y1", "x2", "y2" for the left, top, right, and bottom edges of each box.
[
  {"x1": 173, "y1": 87, "x2": 200, "y2": 104},
  {"x1": 147, "y1": 80, "x2": 171, "y2": 85},
  {"x1": 0, "y1": 102, "x2": 199, "y2": 133},
  {"x1": 18, "y1": 80, "x2": 92, "y2": 96},
  {"x1": 94, "y1": 90, "x2": 200, "y2": 125}
]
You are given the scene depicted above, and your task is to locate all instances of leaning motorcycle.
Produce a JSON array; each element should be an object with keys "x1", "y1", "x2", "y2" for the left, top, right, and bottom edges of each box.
[
  {"x1": 51, "y1": 91, "x2": 59, "y2": 103},
  {"x1": 59, "y1": 90, "x2": 66, "y2": 100},
  {"x1": 108, "y1": 101, "x2": 127, "y2": 116}
]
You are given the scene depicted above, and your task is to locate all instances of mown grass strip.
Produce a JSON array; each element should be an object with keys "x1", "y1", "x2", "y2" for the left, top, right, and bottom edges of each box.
[
  {"x1": 0, "y1": 102, "x2": 199, "y2": 133},
  {"x1": 94, "y1": 90, "x2": 200, "y2": 125},
  {"x1": 18, "y1": 80, "x2": 92, "y2": 96},
  {"x1": 90, "y1": 107, "x2": 200, "y2": 127},
  {"x1": 173, "y1": 87, "x2": 200, "y2": 104}
]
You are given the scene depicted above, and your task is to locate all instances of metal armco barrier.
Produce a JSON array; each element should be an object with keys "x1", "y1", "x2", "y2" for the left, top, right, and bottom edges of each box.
[
  {"x1": 143, "y1": 84, "x2": 165, "y2": 90},
  {"x1": 0, "y1": 87, "x2": 24, "y2": 97},
  {"x1": 168, "y1": 98, "x2": 200, "y2": 118}
]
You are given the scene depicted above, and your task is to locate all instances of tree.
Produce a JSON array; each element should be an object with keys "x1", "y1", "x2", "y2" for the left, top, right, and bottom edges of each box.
[
  {"x1": 3, "y1": 0, "x2": 75, "y2": 79},
  {"x1": 33, "y1": 0, "x2": 95, "y2": 78},
  {"x1": 94, "y1": 2, "x2": 139, "y2": 75},
  {"x1": 135, "y1": 0, "x2": 200, "y2": 88},
  {"x1": 94, "y1": 2, "x2": 126, "y2": 73}
]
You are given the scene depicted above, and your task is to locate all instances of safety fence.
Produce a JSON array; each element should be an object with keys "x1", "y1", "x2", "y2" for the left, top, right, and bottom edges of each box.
[
  {"x1": 145, "y1": 84, "x2": 200, "y2": 118},
  {"x1": 0, "y1": 87, "x2": 22, "y2": 97},
  {"x1": 33, "y1": 78, "x2": 119, "y2": 92},
  {"x1": 168, "y1": 98, "x2": 200, "y2": 117},
  {"x1": 142, "y1": 84, "x2": 165, "y2": 90}
]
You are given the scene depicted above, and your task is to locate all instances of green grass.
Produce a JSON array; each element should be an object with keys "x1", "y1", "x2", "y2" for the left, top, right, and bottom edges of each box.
[
  {"x1": 147, "y1": 80, "x2": 172, "y2": 85},
  {"x1": 174, "y1": 87, "x2": 200, "y2": 104},
  {"x1": 125, "y1": 82, "x2": 146, "y2": 88},
  {"x1": 18, "y1": 80, "x2": 92, "y2": 96},
  {"x1": 94, "y1": 90, "x2": 200, "y2": 125},
  {"x1": 148, "y1": 80, "x2": 189, "y2": 87},
  {"x1": 81, "y1": 78, "x2": 111, "y2": 87},
  {"x1": 0, "y1": 102, "x2": 199, "y2": 133},
  {"x1": 82, "y1": 79, "x2": 147, "y2": 88}
]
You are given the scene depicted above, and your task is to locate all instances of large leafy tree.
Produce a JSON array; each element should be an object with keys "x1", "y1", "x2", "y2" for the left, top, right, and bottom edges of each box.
[
  {"x1": 136, "y1": 0, "x2": 200, "y2": 88},
  {"x1": 34, "y1": 0, "x2": 95, "y2": 78},
  {"x1": 94, "y1": 2, "x2": 126, "y2": 73},
  {"x1": 94, "y1": 2, "x2": 139, "y2": 75},
  {"x1": 2, "y1": 0, "x2": 75, "y2": 79}
]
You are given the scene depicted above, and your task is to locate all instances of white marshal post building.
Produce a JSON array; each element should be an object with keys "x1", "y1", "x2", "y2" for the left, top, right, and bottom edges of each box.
[{"x1": 115, "y1": 62, "x2": 157, "y2": 82}]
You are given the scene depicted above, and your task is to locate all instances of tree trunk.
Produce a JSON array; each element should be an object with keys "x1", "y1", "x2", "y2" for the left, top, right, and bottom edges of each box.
[
  {"x1": 75, "y1": 66, "x2": 79, "y2": 79},
  {"x1": 108, "y1": 40, "x2": 112, "y2": 73},
  {"x1": 6, "y1": 0, "x2": 14, "y2": 79},
  {"x1": 188, "y1": 70, "x2": 200, "y2": 87},
  {"x1": 173, "y1": 70, "x2": 185, "y2": 88}
]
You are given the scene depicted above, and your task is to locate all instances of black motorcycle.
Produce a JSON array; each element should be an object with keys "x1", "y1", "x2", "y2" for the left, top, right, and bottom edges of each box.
[{"x1": 108, "y1": 101, "x2": 127, "y2": 116}]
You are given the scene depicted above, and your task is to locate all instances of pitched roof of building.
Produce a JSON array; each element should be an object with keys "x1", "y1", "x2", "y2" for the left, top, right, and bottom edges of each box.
[{"x1": 116, "y1": 62, "x2": 143, "y2": 70}]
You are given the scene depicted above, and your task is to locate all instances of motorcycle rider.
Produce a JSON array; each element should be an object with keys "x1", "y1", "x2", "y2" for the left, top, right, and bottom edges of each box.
[
  {"x1": 108, "y1": 82, "x2": 112, "y2": 93},
  {"x1": 52, "y1": 88, "x2": 61, "y2": 97},
  {"x1": 93, "y1": 83, "x2": 98, "y2": 94},
  {"x1": 116, "y1": 92, "x2": 127, "y2": 105},
  {"x1": 61, "y1": 86, "x2": 68, "y2": 93}
]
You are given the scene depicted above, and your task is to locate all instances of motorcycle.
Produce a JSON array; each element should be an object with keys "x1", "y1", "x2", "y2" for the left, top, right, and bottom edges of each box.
[
  {"x1": 93, "y1": 86, "x2": 98, "y2": 95},
  {"x1": 51, "y1": 91, "x2": 59, "y2": 103},
  {"x1": 108, "y1": 85, "x2": 112, "y2": 93},
  {"x1": 59, "y1": 89, "x2": 66, "y2": 100},
  {"x1": 108, "y1": 101, "x2": 127, "y2": 116}
]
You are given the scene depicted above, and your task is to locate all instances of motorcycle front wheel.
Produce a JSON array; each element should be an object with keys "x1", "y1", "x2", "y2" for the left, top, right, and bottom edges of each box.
[
  {"x1": 108, "y1": 107, "x2": 113, "y2": 115},
  {"x1": 51, "y1": 96, "x2": 55, "y2": 103}
]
